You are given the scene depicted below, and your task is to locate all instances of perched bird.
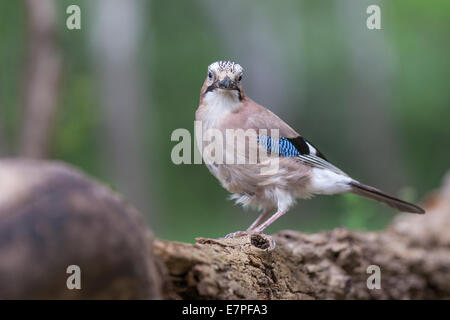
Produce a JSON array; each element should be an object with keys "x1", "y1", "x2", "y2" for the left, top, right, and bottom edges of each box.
[{"x1": 196, "y1": 60, "x2": 424, "y2": 247}]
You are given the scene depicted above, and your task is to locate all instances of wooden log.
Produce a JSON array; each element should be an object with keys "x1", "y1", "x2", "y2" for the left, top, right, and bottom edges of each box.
[{"x1": 1, "y1": 158, "x2": 449, "y2": 299}]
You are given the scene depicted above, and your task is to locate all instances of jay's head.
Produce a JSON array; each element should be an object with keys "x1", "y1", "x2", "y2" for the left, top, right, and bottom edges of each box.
[{"x1": 202, "y1": 61, "x2": 244, "y2": 100}]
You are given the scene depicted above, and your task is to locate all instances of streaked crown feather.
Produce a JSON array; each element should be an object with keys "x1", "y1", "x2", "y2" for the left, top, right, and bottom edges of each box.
[{"x1": 208, "y1": 61, "x2": 243, "y2": 75}]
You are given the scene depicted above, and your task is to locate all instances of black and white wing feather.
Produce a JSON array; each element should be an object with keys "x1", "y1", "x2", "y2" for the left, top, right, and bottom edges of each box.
[{"x1": 258, "y1": 135, "x2": 348, "y2": 176}]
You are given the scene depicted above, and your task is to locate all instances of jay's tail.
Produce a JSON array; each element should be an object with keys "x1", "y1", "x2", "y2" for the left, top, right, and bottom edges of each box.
[{"x1": 349, "y1": 181, "x2": 425, "y2": 214}]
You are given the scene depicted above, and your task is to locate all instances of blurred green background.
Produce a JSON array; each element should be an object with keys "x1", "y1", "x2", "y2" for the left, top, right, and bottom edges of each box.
[{"x1": 0, "y1": 0, "x2": 449, "y2": 242}]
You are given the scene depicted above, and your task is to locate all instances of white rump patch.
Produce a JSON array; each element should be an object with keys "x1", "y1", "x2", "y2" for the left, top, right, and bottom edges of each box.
[{"x1": 309, "y1": 168, "x2": 352, "y2": 195}]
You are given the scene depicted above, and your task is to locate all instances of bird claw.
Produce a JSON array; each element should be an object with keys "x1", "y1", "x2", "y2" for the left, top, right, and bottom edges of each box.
[
  {"x1": 224, "y1": 230, "x2": 249, "y2": 239},
  {"x1": 223, "y1": 231, "x2": 276, "y2": 250}
]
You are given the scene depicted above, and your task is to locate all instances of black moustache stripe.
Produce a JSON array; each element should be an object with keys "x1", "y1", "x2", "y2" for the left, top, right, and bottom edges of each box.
[{"x1": 205, "y1": 84, "x2": 216, "y2": 94}]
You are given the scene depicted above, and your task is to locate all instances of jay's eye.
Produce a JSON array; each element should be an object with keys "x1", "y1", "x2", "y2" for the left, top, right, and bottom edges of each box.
[
  {"x1": 208, "y1": 72, "x2": 213, "y2": 79},
  {"x1": 238, "y1": 75, "x2": 242, "y2": 81}
]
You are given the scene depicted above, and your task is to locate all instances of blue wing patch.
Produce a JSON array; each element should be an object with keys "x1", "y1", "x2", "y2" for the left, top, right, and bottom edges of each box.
[
  {"x1": 257, "y1": 136, "x2": 301, "y2": 157},
  {"x1": 258, "y1": 135, "x2": 329, "y2": 161},
  {"x1": 257, "y1": 135, "x2": 346, "y2": 175}
]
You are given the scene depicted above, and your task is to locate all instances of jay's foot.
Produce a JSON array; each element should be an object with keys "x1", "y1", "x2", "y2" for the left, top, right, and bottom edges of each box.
[
  {"x1": 224, "y1": 230, "x2": 249, "y2": 239},
  {"x1": 223, "y1": 231, "x2": 276, "y2": 250}
]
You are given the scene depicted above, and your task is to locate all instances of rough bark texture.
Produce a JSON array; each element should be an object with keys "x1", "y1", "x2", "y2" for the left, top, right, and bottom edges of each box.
[
  {"x1": 0, "y1": 158, "x2": 449, "y2": 299},
  {"x1": 152, "y1": 176, "x2": 450, "y2": 300}
]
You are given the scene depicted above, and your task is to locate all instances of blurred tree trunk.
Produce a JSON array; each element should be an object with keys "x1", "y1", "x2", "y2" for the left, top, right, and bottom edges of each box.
[
  {"x1": 19, "y1": 0, "x2": 61, "y2": 158},
  {"x1": 335, "y1": 0, "x2": 408, "y2": 188},
  {"x1": 90, "y1": 0, "x2": 159, "y2": 226},
  {"x1": 200, "y1": 0, "x2": 299, "y2": 114},
  {"x1": 0, "y1": 100, "x2": 7, "y2": 155}
]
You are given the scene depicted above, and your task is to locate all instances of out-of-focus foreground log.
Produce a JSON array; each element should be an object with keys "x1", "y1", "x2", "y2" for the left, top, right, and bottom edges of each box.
[
  {"x1": 0, "y1": 159, "x2": 449, "y2": 299},
  {"x1": 0, "y1": 159, "x2": 161, "y2": 299}
]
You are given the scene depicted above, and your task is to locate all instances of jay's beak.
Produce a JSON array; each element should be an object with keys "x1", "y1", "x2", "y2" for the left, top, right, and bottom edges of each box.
[{"x1": 217, "y1": 76, "x2": 237, "y2": 90}]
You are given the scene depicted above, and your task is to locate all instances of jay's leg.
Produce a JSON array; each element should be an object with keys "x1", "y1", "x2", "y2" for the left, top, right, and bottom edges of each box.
[
  {"x1": 252, "y1": 209, "x2": 287, "y2": 233},
  {"x1": 235, "y1": 209, "x2": 286, "y2": 250},
  {"x1": 224, "y1": 208, "x2": 273, "y2": 239},
  {"x1": 224, "y1": 208, "x2": 282, "y2": 250},
  {"x1": 247, "y1": 208, "x2": 274, "y2": 231}
]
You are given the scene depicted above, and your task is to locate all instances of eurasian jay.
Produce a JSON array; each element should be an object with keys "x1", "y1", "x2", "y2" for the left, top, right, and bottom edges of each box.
[{"x1": 195, "y1": 61, "x2": 424, "y2": 248}]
